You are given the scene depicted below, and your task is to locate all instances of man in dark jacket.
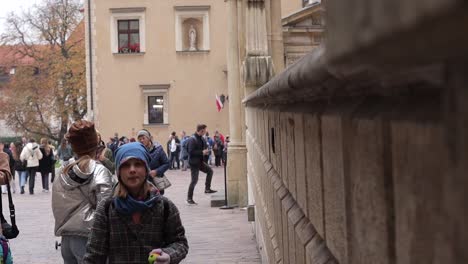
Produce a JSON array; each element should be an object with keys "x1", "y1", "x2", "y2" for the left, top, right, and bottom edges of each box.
[
  {"x1": 137, "y1": 129, "x2": 170, "y2": 195},
  {"x1": 186, "y1": 124, "x2": 217, "y2": 205}
]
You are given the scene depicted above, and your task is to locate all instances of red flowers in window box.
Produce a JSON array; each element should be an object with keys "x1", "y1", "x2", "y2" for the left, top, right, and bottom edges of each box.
[{"x1": 118, "y1": 43, "x2": 140, "y2": 53}]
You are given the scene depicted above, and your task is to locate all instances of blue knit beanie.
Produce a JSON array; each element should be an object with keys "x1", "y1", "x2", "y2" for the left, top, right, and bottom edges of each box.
[{"x1": 114, "y1": 142, "x2": 151, "y2": 178}]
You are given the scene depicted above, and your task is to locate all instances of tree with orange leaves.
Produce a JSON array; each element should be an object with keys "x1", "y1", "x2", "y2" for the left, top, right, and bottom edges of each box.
[{"x1": 0, "y1": 0, "x2": 86, "y2": 142}]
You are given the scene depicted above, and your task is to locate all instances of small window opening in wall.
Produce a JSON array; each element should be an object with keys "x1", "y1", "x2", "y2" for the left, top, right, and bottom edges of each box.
[{"x1": 270, "y1": 128, "x2": 276, "y2": 154}]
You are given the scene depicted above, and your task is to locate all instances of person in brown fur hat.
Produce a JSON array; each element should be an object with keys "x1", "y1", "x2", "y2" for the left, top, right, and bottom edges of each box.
[{"x1": 52, "y1": 120, "x2": 115, "y2": 264}]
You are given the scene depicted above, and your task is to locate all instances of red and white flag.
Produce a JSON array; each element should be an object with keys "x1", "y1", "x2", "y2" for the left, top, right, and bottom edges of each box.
[{"x1": 216, "y1": 94, "x2": 223, "y2": 112}]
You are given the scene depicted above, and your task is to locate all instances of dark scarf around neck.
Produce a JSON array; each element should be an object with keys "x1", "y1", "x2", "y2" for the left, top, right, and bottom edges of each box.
[{"x1": 114, "y1": 189, "x2": 160, "y2": 215}]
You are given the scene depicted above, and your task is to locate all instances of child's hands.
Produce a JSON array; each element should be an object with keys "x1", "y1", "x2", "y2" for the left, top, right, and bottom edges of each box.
[{"x1": 150, "y1": 249, "x2": 170, "y2": 264}]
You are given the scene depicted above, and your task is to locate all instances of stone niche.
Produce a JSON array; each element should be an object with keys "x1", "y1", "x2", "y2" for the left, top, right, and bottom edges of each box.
[
  {"x1": 175, "y1": 6, "x2": 210, "y2": 52},
  {"x1": 182, "y1": 18, "x2": 203, "y2": 51}
]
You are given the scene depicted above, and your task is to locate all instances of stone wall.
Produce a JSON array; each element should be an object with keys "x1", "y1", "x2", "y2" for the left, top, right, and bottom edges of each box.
[
  {"x1": 246, "y1": 82, "x2": 467, "y2": 263},
  {"x1": 243, "y1": 1, "x2": 468, "y2": 263}
]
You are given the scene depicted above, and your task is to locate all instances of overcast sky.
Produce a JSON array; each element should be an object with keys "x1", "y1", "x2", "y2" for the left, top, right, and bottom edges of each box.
[{"x1": 0, "y1": 0, "x2": 40, "y2": 34}]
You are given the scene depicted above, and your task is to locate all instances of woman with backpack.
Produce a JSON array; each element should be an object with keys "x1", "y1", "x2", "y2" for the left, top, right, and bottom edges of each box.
[
  {"x1": 52, "y1": 120, "x2": 115, "y2": 264},
  {"x1": 20, "y1": 139, "x2": 43, "y2": 195}
]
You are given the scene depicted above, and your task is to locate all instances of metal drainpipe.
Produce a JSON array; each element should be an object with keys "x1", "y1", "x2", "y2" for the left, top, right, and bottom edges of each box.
[{"x1": 87, "y1": 0, "x2": 94, "y2": 114}]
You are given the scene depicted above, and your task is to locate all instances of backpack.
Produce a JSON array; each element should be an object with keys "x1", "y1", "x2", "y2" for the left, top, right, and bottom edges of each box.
[
  {"x1": 22, "y1": 145, "x2": 38, "y2": 168},
  {"x1": 181, "y1": 137, "x2": 189, "y2": 160}
]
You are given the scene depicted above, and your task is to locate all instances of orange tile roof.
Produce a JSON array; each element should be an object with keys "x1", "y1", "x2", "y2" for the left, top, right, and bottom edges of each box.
[
  {"x1": 0, "y1": 46, "x2": 36, "y2": 67},
  {"x1": 0, "y1": 19, "x2": 84, "y2": 71}
]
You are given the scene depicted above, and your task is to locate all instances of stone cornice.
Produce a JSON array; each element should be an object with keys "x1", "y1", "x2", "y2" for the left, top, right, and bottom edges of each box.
[
  {"x1": 282, "y1": 3, "x2": 324, "y2": 26},
  {"x1": 109, "y1": 7, "x2": 146, "y2": 13},
  {"x1": 174, "y1": 6, "x2": 210, "y2": 11},
  {"x1": 243, "y1": 47, "x2": 445, "y2": 107},
  {"x1": 140, "y1": 84, "x2": 170, "y2": 92}
]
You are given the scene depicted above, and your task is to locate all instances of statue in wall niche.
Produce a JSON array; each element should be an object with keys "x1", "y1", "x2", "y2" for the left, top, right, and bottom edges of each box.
[{"x1": 188, "y1": 25, "x2": 197, "y2": 51}]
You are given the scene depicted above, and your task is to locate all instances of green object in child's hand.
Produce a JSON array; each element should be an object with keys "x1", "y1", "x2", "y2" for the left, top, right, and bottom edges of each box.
[{"x1": 148, "y1": 253, "x2": 159, "y2": 264}]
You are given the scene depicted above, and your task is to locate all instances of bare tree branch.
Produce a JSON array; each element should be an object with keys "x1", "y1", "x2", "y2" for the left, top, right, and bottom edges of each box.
[{"x1": 0, "y1": 0, "x2": 85, "y2": 141}]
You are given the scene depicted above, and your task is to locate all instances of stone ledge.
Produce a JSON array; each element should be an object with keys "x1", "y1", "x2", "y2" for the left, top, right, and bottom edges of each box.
[
  {"x1": 243, "y1": 46, "x2": 447, "y2": 107},
  {"x1": 287, "y1": 203, "x2": 305, "y2": 227},
  {"x1": 281, "y1": 194, "x2": 295, "y2": 213},
  {"x1": 295, "y1": 217, "x2": 317, "y2": 245},
  {"x1": 306, "y1": 235, "x2": 335, "y2": 264}
]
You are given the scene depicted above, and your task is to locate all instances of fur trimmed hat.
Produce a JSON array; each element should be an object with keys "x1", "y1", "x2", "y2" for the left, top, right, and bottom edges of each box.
[{"x1": 66, "y1": 120, "x2": 98, "y2": 156}]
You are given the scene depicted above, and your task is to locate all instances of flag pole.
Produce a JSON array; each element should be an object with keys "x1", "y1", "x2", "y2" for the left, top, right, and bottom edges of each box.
[{"x1": 220, "y1": 148, "x2": 234, "y2": 210}]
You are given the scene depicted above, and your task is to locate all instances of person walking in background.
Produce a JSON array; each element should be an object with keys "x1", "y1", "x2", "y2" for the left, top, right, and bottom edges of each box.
[
  {"x1": 49, "y1": 140, "x2": 57, "y2": 183},
  {"x1": 223, "y1": 135, "x2": 230, "y2": 165},
  {"x1": 57, "y1": 138, "x2": 74, "y2": 166},
  {"x1": 213, "y1": 134, "x2": 224, "y2": 167},
  {"x1": 205, "y1": 132, "x2": 214, "y2": 165},
  {"x1": 13, "y1": 142, "x2": 27, "y2": 194},
  {"x1": 21, "y1": 137, "x2": 28, "y2": 148},
  {"x1": 186, "y1": 124, "x2": 217, "y2": 205},
  {"x1": 96, "y1": 132, "x2": 115, "y2": 174},
  {"x1": 119, "y1": 137, "x2": 129, "y2": 146},
  {"x1": 215, "y1": 130, "x2": 225, "y2": 145},
  {"x1": 137, "y1": 129, "x2": 170, "y2": 195},
  {"x1": 179, "y1": 131, "x2": 189, "y2": 171},
  {"x1": 7, "y1": 142, "x2": 21, "y2": 194},
  {"x1": 166, "y1": 134, "x2": 172, "y2": 162},
  {"x1": 52, "y1": 120, "x2": 115, "y2": 264},
  {"x1": 169, "y1": 132, "x2": 180, "y2": 170},
  {"x1": 1, "y1": 142, "x2": 15, "y2": 194},
  {"x1": 20, "y1": 138, "x2": 43, "y2": 195},
  {"x1": 110, "y1": 137, "x2": 118, "y2": 152},
  {"x1": 39, "y1": 138, "x2": 54, "y2": 193},
  {"x1": 83, "y1": 142, "x2": 188, "y2": 264}
]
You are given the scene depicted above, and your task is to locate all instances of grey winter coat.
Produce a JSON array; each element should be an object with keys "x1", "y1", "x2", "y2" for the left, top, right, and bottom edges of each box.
[{"x1": 52, "y1": 160, "x2": 115, "y2": 237}]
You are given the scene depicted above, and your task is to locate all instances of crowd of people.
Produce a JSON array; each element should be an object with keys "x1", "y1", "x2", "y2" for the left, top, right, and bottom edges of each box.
[
  {"x1": 0, "y1": 120, "x2": 229, "y2": 263},
  {"x1": 105, "y1": 130, "x2": 229, "y2": 171}
]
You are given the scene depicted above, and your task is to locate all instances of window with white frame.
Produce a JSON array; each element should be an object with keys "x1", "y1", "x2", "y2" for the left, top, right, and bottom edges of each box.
[
  {"x1": 174, "y1": 6, "x2": 210, "y2": 52},
  {"x1": 148, "y1": 96, "x2": 164, "y2": 124},
  {"x1": 110, "y1": 7, "x2": 146, "y2": 54},
  {"x1": 141, "y1": 85, "x2": 169, "y2": 125},
  {"x1": 118, "y1": 20, "x2": 140, "y2": 53}
]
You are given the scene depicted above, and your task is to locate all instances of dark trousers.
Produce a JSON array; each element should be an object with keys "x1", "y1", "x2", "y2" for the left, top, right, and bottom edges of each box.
[
  {"x1": 51, "y1": 162, "x2": 56, "y2": 182},
  {"x1": 61, "y1": 235, "x2": 88, "y2": 264},
  {"x1": 40, "y1": 172, "x2": 50, "y2": 190},
  {"x1": 187, "y1": 162, "x2": 213, "y2": 200},
  {"x1": 27, "y1": 167, "x2": 38, "y2": 194},
  {"x1": 215, "y1": 155, "x2": 222, "y2": 167},
  {"x1": 170, "y1": 152, "x2": 180, "y2": 169}
]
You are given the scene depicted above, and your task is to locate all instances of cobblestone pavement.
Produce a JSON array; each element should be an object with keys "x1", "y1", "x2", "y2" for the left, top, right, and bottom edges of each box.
[{"x1": 3, "y1": 166, "x2": 261, "y2": 264}]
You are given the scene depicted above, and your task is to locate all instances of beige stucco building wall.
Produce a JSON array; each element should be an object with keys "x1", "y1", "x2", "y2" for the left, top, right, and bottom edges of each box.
[
  {"x1": 86, "y1": 0, "x2": 229, "y2": 141},
  {"x1": 281, "y1": 0, "x2": 304, "y2": 17}
]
